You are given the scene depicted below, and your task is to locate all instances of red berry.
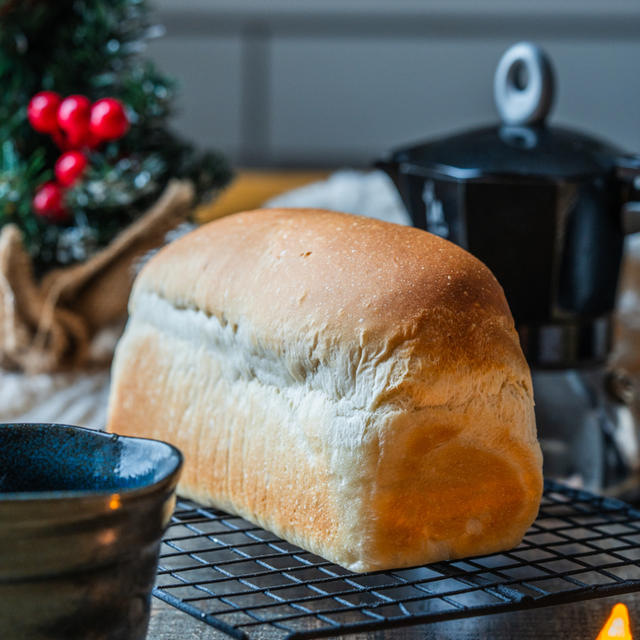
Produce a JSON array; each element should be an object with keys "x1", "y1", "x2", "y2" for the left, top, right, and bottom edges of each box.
[
  {"x1": 85, "y1": 130, "x2": 103, "y2": 150},
  {"x1": 27, "y1": 91, "x2": 61, "y2": 134},
  {"x1": 32, "y1": 182, "x2": 69, "y2": 223},
  {"x1": 51, "y1": 130, "x2": 70, "y2": 151},
  {"x1": 55, "y1": 151, "x2": 88, "y2": 187},
  {"x1": 89, "y1": 98, "x2": 129, "y2": 141},
  {"x1": 57, "y1": 95, "x2": 91, "y2": 148}
]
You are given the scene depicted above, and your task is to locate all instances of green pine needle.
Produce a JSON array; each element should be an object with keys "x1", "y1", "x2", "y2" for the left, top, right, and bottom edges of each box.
[{"x1": 0, "y1": 0, "x2": 231, "y2": 274}]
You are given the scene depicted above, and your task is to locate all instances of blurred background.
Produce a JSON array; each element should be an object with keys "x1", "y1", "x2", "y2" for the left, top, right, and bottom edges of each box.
[
  {"x1": 149, "y1": 0, "x2": 640, "y2": 168},
  {"x1": 2, "y1": 0, "x2": 640, "y2": 499},
  {"x1": 3, "y1": 5, "x2": 640, "y2": 635}
]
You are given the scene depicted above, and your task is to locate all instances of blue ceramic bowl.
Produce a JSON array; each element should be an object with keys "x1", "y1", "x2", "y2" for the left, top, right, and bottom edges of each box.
[{"x1": 0, "y1": 423, "x2": 182, "y2": 640}]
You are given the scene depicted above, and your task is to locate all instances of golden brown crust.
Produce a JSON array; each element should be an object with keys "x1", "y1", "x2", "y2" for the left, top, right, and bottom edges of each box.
[
  {"x1": 132, "y1": 208, "x2": 514, "y2": 353},
  {"x1": 137, "y1": 209, "x2": 511, "y2": 318},
  {"x1": 108, "y1": 208, "x2": 543, "y2": 572}
]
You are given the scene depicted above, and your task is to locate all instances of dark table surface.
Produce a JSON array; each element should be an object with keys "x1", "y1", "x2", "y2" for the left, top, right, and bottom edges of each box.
[{"x1": 147, "y1": 589, "x2": 640, "y2": 639}]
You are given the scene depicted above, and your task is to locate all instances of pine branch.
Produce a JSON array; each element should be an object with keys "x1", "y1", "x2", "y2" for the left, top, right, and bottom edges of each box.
[{"x1": 0, "y1": 0, "x2": 231, "y2": 274}]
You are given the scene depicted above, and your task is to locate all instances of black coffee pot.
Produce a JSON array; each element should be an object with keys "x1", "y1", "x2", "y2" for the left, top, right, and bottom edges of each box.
[{"x1": 377, "y1": 42, "x2": 640, "y2": 369}]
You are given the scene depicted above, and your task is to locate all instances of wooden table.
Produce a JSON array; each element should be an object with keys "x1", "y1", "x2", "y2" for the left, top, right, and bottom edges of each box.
[
  {"x1": 195, "y1": 169, "x2": 331, "y2": 224},
  {"x1": 148, "y1": 591, "x2": 640, "y2": 639}
]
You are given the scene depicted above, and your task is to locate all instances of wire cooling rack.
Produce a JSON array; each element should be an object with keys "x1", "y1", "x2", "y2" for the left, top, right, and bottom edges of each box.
[{"x1": 153, "y1": 481, "x2": 640, "y2": 639}]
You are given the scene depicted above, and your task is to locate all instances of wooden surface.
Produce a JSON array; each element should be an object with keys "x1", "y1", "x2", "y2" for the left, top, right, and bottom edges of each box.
[
  {"x1": 148, "y1": 591, "x2": 640, "y2": 639},
  {"x1": 195, "y1": 170, "x2": 330, "y2": 223}
]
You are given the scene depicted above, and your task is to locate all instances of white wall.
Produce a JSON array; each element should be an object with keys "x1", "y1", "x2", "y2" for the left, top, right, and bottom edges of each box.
[{"x1": 147, "y1": 0, "x2": 640, "y2": 166}]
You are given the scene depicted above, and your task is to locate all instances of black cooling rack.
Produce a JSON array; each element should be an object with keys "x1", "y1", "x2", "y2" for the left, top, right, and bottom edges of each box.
[{"x1": 153, "y1": 481, "x2": 640, "y2": 639}]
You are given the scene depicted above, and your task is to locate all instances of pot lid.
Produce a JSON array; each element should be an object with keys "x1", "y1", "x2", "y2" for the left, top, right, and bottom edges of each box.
[{"x1": 388, "y1": 42, "x2": 624, "y2": 181}]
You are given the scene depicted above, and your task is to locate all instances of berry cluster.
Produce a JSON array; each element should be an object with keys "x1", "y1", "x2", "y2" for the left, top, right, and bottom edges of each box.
[{"x1": 28, "y1": 92, "x2": 129, "y2": 223}]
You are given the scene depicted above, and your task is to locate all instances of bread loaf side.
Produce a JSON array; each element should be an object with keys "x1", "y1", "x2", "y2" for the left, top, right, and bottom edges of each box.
[{"x1": 107, "y1": 209, "x2": 542, "y2": 572}]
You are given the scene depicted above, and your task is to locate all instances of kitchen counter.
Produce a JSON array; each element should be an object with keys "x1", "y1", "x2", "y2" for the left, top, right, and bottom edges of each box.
[{"x1": 148, "y1": 590, "x2": 640, "y2": 638}]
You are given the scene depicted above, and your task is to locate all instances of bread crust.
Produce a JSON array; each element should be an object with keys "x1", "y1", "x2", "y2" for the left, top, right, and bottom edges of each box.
[{"x1": 108, "y1": 209, "x2": 542, "y2": 572}]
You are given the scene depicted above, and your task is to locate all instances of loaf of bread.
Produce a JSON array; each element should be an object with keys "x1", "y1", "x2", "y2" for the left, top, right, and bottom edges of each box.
[{"x1": 107, "y1": 208, "x2": 542, "y2": 572}]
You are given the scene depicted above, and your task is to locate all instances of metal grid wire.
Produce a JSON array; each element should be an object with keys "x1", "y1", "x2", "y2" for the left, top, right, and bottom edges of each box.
[{"x1": 153, "y1": 481, "x2": 640, "y2": 639}]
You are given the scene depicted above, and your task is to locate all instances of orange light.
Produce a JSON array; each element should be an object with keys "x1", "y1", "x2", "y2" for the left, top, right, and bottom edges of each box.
[
  {"x1": 108, "y1": 494, "x2": 121, "y2": 510},
  {"x1": 596, "y1": 603, "x2": 633, "y2": 640}
]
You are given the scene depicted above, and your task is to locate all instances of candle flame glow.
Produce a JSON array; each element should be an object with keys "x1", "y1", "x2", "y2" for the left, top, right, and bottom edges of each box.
[{"x1": 596, "y1": 603, "x2": 633, "y2": 640}]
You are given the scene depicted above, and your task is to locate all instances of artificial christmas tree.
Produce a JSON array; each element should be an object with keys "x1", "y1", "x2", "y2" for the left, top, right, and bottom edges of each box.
[{"x1": 0, "y1": 0, "x2": 231, "y2": 372}]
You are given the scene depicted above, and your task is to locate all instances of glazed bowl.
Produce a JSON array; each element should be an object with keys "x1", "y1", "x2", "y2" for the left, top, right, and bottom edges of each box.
[{"x1": 0, "y1": 423, "x2": 182, "y2": 640}]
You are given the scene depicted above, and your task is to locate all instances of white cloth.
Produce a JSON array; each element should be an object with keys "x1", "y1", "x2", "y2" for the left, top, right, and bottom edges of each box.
[
  {"x1": 266, "y1": 169, "x2": 410, "y2": 226},
  {"x1": 0, "y1": 368, "x2": 110, "y2": 427},
  {"x1": 0, "y1": 170, "x2": 406, "y2": 426}
]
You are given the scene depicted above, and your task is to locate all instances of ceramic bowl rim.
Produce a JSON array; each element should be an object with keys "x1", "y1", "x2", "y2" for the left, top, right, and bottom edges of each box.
[{"x1": 0, "y1": 422, "x2": 183, "y2": 503}]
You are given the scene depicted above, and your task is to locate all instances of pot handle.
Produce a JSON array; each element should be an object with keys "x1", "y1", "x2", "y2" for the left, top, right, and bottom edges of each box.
[
  {"x1": 494, "y1": 42, "x2": 555, "y2": 126},
  {"x1": 617, "y1": 155, "x2": 640, "y2": 235}
]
